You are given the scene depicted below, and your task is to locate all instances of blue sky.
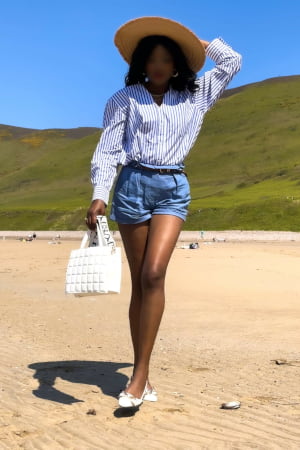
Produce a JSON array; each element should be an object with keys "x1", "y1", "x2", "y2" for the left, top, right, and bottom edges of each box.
[{"x1": 1, "y1": 0, "x2": 299, "y2": 129}]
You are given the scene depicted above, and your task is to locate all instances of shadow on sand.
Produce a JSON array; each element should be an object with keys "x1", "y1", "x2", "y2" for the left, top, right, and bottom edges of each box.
[{"x1": 28, "y1": 360, "x2": 133, "y2": 405}]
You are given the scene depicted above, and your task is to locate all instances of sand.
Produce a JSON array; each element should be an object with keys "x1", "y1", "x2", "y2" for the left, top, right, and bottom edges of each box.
[{"x1": 0, "y1": 238, "x2": 300, "y2": 449}]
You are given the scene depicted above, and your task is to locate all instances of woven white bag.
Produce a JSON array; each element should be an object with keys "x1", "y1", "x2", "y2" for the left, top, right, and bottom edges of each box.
[{"x1": 65, "y1": 216, "x2": 121, "y2": 296}]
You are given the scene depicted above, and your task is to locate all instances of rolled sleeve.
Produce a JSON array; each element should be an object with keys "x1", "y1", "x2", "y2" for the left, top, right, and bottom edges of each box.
[{"x1": 195, "y1": 37, "x2": 242, "y2": 113}]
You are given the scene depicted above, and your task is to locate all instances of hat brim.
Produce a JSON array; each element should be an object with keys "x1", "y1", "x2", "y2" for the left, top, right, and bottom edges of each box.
[{"x1": 114, "y1": 17, "x2": 206, "y2": 73}]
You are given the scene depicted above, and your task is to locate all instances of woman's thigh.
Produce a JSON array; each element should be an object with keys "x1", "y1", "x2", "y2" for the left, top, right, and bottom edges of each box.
[
  {"x1": 118, "y1": 214, "x2": 183, "y2": 288},
  {"x1": 118, "y1": 221, "x2": 150, "y2": 286},
  {"x1": 142, "y1": 214, "x2": 183, "y2": 284}
]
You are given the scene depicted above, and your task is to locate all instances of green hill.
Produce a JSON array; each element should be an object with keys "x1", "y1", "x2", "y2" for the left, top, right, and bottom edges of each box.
[{"x1": 1, "y1": 75, "x2": 300, "y2": 231}]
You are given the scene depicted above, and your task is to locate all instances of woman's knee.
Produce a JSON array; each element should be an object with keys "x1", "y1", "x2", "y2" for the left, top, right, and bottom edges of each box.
[{"x1": 141, "y1": 266, "x2": 166, "y2": 291}]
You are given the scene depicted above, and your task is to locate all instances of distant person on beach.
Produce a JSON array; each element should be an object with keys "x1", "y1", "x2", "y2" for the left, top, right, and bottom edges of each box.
[{"x1": 86, "y1": 17, "x2": 241, "y2": 408}]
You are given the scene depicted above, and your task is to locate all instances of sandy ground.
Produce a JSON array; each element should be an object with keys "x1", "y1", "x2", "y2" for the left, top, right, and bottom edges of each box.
[{"x1": 0, "y1": 238, "x2": 300, "y2": 449}]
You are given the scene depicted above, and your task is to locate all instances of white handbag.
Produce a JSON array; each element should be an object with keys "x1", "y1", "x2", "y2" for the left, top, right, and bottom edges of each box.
[{"x1": 65, "y1": 215, "x2": 121, "y2": 296}]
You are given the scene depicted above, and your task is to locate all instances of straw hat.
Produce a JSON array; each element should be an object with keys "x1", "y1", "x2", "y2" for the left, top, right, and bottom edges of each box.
[{"x1": 114, "y1": 17, "x2": 206, "y2": 73}]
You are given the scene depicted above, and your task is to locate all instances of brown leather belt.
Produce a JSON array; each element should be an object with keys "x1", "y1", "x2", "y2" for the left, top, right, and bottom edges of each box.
[{"x1": 128, "y1": 161, "x2": 187, "y2": 176}]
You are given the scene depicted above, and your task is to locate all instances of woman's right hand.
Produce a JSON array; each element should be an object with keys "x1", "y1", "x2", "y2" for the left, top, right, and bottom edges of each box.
[{"x1": 85, "y1": 199, "x2": 106, "y2": 230}]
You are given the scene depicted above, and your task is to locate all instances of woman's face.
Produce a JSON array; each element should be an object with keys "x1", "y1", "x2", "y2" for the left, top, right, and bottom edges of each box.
[{"x1": 145, "y1": 45, "x2": 175, "y2": 86}]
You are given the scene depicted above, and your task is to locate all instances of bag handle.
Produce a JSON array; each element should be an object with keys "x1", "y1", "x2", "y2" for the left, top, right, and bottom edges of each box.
[
  {"x1": 96, "y1": 215, "x2": 116, "y2": 249},
  {"x1": 79, "y1": 216, "x2": 116, "y2": 250}
]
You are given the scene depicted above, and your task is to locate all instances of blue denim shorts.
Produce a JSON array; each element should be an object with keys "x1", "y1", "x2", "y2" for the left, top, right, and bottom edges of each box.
[{"x1": 110, "y1": 162, "x2": 191, "y2": 224}]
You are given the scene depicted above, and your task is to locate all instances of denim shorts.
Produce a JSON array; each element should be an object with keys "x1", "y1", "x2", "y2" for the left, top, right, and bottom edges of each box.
[{"x1": 110, "y1": 162, "x2": 191, "y2": 224}]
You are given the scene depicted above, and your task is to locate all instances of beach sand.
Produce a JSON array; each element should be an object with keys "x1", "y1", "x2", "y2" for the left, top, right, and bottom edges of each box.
[{"x1": 0, "y1": 238, "x2": 300, "y2": 449}]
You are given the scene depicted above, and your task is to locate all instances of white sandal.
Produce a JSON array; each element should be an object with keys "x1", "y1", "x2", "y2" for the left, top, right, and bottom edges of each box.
[
  {"x1": 144, "y1": 385, "x2": 158, "y2": 402},
  {"x1": 124, "y1": 377, "x2": 158, "y2": 402},
  {"x1": 118, "y1": 385, "x2": 147, "y2": 408}
]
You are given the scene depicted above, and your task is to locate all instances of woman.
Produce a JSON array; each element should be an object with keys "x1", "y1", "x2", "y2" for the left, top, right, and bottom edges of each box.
[{"x1": 86, "y1": 17, "x2": 242, "y2": 408}]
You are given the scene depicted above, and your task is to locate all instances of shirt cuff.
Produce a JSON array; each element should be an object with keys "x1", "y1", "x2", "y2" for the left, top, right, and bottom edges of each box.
[
  {"x1": 92, "y1": 186, "x2": 109, "y2": 205},
  {"x1": 206, "y1": 37, "x2": 231, "y2": 62}
]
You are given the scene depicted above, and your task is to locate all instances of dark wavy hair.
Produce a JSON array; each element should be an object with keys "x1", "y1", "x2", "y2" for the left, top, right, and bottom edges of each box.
[{"x1": 125, "y1": 35, "x2": 199, "y2": 93}]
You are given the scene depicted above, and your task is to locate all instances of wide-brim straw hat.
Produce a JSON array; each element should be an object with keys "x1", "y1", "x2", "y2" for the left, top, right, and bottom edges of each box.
[{"x1": 114, "y1": 16, "x2": 206, "y2": 73}]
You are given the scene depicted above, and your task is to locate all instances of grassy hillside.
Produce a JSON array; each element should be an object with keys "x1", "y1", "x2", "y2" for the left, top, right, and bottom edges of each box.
[
  {"x1": 185, "y1": 75, "x2": 300, "y2": 230},
  {"x1": 0, "y1": 75, "x2": 300, "y2": 231}
]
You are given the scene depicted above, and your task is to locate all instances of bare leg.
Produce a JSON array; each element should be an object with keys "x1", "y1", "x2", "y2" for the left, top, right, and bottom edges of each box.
[
  {"x1": 118, "y1": 214, "x2": 183, "y2": 398},
  {"x1": 118, "y1": 221, "x2": 149, "y2": 369}
]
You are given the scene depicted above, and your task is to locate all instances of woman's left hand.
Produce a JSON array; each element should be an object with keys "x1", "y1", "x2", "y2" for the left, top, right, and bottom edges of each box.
[{"x1": 200, "y1": 39, "x2": 210, "y2": 50}]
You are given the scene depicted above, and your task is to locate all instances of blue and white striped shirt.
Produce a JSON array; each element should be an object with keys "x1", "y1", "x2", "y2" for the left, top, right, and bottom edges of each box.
[{"x1": 91, "y1": 37, "x2": 242, "y2": 204}]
